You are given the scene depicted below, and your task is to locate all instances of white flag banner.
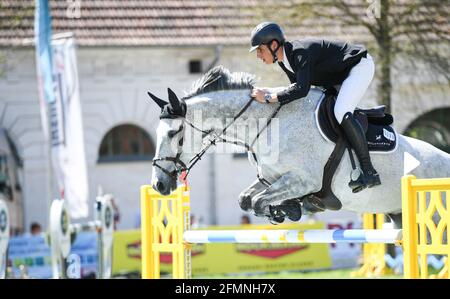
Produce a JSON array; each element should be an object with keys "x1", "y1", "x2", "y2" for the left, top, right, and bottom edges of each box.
[
  {"x1": 34, "y1": 0, "x2": 55, "y2": 142},
  {"x1": 51, "y1": 35, "x2": 88, "y2": 218}
]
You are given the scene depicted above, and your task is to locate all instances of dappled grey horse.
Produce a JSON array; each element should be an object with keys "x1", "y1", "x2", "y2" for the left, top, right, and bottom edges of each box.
[{"x1": 149, "y1": 66, "x2": 450, "y2": 228}]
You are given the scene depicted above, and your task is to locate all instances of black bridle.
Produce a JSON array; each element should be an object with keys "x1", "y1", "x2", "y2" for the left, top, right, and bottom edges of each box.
[
  {"x1": 151, "y1": 123, "x2": 188, "y2": 179},
  {"x1": 152, "y1": 97, "x2": 282, "y2": 187}
]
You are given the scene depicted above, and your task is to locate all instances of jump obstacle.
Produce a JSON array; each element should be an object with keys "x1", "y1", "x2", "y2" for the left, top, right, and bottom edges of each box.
[
  {"x1": 351, "y1": 213, "x2": 388, "y2": 277},
  {"x1": 141, "y1": 175, "x2": 450, "y2": 279},
  {"x1": 0, "y1": 195, "x2": 114, "y2": 279},
  {"x1": 49, "y1": 194, "x2": 114, "y2": 279},
  {"x1": 0, "y1": 199, "x2": 9, "y2": 279}
]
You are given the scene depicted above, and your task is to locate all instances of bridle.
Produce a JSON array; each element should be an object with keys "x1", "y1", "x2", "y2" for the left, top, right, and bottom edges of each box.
[
  {"x1": 151, "y1": 124, "x2": 188, "y2": 179},
  {"x1": 152, "y1": 97, "x2": 282, "y2": 187}
]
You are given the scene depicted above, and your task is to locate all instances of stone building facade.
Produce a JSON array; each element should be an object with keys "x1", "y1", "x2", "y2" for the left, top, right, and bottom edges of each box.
[{"x1": 0, "y1": 1, "x2": 448, "y2": 231}]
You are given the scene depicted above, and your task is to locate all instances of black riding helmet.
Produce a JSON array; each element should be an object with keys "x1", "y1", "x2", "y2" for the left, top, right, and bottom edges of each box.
[{"x1": 249, "y1": 22, "x2": 285, "y2": 62}]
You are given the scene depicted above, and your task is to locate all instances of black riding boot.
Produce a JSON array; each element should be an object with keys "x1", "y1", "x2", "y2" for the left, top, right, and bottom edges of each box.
[{"x1": 341, "y1": 112, "x2": 381, "y2": 193}]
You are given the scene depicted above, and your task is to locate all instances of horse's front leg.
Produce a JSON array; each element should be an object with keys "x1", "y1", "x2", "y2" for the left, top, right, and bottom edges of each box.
[
  {"x1": 251, "y1": 171, "x2": 311, "y2": 220},
  {"x1": 238, "y1": 179, "x2": 268, "y2": 212}
]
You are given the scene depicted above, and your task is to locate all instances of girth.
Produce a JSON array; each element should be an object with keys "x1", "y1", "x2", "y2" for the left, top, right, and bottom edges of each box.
[{"x1": 301, "y1": 89, "x2": 346, "y2": 212}]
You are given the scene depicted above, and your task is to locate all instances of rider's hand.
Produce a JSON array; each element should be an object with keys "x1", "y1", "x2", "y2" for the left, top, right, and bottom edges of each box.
[{"x1": 251, "y1": 88, "x2": 268, "y2": 103}]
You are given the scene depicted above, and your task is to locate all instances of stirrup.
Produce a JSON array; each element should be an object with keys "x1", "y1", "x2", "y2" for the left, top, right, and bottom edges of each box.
[
  {"x1": 349, "y1": 169, "x2": 381, "y2": 193},
  {"x1": 348, "y1": 168, "x2": 367, "y2": 193},
  {"x1": 302, "y1": 195, "x2": 326, "y2": 213}
]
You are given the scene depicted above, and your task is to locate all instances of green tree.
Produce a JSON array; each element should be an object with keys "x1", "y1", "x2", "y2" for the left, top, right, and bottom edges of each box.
[
  {"x1": 0, "y1": 1, "x2": 34, "y2": 77},
  {"x1": 257, "y1": 0, "x2": 449, "y2": 112}
]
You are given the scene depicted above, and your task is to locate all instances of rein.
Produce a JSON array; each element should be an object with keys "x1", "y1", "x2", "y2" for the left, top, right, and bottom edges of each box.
[{"x1": 153, "y1": 97, "x2": 282, "y2": 187}]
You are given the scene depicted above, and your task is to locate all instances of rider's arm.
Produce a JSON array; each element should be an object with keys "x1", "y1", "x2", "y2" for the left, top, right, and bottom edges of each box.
[
  {"x1": 264, "y1": 87, "x2": 286, "y2": 103},
  {"x1": 276, "y1": 49, "x2": 312, "y2": 104}
]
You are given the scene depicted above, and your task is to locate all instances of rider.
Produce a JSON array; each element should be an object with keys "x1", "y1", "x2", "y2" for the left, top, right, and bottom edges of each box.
[{"x1": 249, "y1": 21, "x2": 380, "y2": 192}]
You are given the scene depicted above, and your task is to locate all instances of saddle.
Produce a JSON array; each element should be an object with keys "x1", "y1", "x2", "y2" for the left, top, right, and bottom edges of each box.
[
  {"x1": 317, "y1": 91, "x2": 396, "y2": 151},
  {"x1": 301, "y1": 89, "x2": 397, "y2": 213}
]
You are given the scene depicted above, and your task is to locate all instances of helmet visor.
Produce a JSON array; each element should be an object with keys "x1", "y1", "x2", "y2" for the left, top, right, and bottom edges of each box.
[{"x1": 249, "y1": 45, "x2": 259, "y2": 53}]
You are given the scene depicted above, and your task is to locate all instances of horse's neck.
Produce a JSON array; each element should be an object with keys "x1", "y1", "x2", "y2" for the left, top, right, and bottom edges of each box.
[
  {"x1": 184, "y1": 88, "x2": 323, "y2": 154},
  {"x1": 185, "y1": 90, "x2": 272, "y2": 130}
]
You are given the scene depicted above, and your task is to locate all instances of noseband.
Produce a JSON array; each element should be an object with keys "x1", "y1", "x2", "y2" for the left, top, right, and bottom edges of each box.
[{"x1": 151, "y1": 124, "x2": 188, "y2": 181}]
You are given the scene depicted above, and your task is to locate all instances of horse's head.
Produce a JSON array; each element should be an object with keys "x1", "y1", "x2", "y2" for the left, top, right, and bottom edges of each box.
[
  {"x1": 149, "y1": 88, "x2": 187, "y2": 195},
  {"x1": 149, "y1": 66, "x2": 257, "y2": 195}
]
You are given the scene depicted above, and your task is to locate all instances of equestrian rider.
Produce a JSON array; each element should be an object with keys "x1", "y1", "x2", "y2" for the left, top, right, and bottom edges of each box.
[{"x1": 249, "y1": 22, "x2": 381, "y2": 192}]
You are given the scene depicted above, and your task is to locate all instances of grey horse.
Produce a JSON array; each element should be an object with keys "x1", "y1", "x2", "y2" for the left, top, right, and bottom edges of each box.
[{"x1": 150, "y1": 66, "x2": 450, "y2": 228}]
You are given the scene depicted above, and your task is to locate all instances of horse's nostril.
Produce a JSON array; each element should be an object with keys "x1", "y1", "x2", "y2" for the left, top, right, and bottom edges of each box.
[{"x1": 156, "y1": 181, "x2": 165, "y2": 192}]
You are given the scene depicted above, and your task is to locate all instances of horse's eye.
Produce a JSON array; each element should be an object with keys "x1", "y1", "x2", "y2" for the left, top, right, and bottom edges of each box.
[{"x1": 167, "y1": 130, "x2": 177, "y2": 138}]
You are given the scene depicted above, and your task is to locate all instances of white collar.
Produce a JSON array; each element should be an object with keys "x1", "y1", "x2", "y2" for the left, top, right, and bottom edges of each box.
[{"x1": 282, "y1": 46, "x2": 294, "y2": 73}]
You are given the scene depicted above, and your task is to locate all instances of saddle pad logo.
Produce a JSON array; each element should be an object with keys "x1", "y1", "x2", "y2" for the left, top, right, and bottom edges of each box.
[{"x1": 383, "y1": 128, "x2": 395, "y2": 141}]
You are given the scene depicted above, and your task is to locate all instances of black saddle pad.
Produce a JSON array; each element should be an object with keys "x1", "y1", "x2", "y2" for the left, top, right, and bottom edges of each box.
[
  {"x1": 317, "y1": 93, "x2": 397, "y2": 152},
  {"x1": 365, "y1": 123, "x2": 397, "y2": 152}
]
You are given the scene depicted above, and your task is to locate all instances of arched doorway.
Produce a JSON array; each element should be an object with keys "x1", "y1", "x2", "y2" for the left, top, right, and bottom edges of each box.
[
  {"x1": 98, "y1": 124, "x2": 155, "y2": 163},
  {"x1": 404, "y1": 108, "x2": 450, "y2": 153}
]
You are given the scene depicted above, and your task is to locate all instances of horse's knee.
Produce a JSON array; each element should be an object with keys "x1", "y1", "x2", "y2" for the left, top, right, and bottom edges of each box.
[
  {"x1": 251, "y1": 196, "x2": 269, "y2": 216},
  {"x1": 238, "y1": 192, "x2": 252, "y2": 212}
]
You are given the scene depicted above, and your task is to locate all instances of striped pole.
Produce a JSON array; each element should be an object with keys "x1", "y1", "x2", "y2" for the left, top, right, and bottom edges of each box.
[{"x1": 183, "y1": 229, "x2": 402, "y2": 244}]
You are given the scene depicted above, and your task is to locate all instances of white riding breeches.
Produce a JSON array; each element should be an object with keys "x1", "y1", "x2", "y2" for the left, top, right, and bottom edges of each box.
[{"x1": 334, "y1": 54, "x2": 375, "y2": 123}]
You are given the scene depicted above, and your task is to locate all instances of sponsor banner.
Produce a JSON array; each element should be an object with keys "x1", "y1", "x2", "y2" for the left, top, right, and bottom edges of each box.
[
  {"x1": 7, "y1": 234, "x2": 52, "y2": 278},
  {"x1": 51, "y1": 36, "x2": 89, "y2": 219},
  {"x1": 35, "y1": 0, "x2": 88, "y2": 218},
  {"x1": 112, "y1": 230, "x2": 142, "y2": 275},
  {"x1": 169, "y1": 223, "x2": 331, "y2": 275},
  {"x1": 69, "y1": 232, "x2": 98, "y2": 277},
  {"x1": 7, "y1": 232, "x2": 98, "y2": 279},
  {"x1": 34, "y1": 0, "x2": 55, "y2": 138},
  {"x1": 112, "y1": 222, "x2": 332, "y2": 276}
]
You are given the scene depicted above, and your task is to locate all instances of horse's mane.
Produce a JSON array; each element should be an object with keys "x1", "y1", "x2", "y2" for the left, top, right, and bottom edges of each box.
[{"x1": 183, "y1": 65, "x2": 255, "y2": 99}]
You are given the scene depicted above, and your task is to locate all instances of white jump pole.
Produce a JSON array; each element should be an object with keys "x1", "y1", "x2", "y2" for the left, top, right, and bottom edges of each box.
[{"x1": 183, "y1": 229, "x2": 403, "y2": 244}]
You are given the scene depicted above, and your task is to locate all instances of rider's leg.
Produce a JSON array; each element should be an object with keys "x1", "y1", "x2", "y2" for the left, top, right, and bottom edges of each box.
[
  {"x1": 334, "y1": 54, "x2": 375, "y2": 123},
  {"x1": 334, "y1": 54, "x2": 381, "y2": 191},
  {"x1": 341, "y1": 112, "x2": 381, "y2": 190}
]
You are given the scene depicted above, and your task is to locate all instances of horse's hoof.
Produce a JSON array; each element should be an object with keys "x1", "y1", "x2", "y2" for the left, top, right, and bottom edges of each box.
[
  {"x1": 279, "y1": 199, "x2": 302, "y2": 222},
  {"x1": 269, "y1": 216, "x2": 285, "y2": 224},
  {"x1": 303, "y1": 197, "x2": 326, "y2": 213},
  {"x1": 268, "y1": 205, "x2": 286, "y2": 224}
]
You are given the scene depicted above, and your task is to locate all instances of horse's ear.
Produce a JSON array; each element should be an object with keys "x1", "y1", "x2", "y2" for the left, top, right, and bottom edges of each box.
[
  {"x1": 167, "y1": 88, "x2": 181, "y2": 112},
  {"x1": 147, "y1": 91, "x2": 168, "y2": 109}
]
